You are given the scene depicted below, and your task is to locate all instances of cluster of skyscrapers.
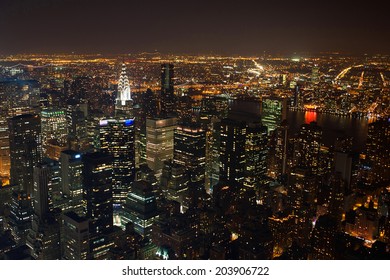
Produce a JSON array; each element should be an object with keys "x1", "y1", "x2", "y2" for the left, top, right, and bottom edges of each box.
[{"x1": 0, "y1": 60, "x2": 389, "y2": 260}]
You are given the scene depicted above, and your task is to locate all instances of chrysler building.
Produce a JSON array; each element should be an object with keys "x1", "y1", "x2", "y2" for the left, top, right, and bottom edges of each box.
[{"x1": 117, "y1": 63, "x2": 132, "y2": 106}]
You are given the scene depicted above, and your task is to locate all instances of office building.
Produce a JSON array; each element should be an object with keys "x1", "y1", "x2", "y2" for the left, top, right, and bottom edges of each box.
[
  {"x1": 66, "y1": 103, "x2": 89, "y2": 152},
  {"x1": 62, "y1": 211, "x2": 89, "y2": 260},
  {"x1": 41, "y1": 109, "x2": 68, "y2": 157},
  {"x1": 9, "y1": 114, "x2": 41, "y2": 195},
  {"x1": 310, "y1": 215, "x2": 337, "y2": 259},
  {"x1": 60, "y1": 150, "x2": 84, "y2": 216},
  {"x1": 121, "y1": 180, "x2": 159, "y2": 238},
  {"x1": 160, "y1": 161, "x2": 189, "y2": 212},
  {"x1": 160, "y1": 63, "x2": 176, "y2": 116},
  {"x1": 100, "y1": 118, "x2": 135, "y2": 208},
  {"x1": 362, "y1": 119, "x2": 390, "y2": 185},
  {"x1": 83, "y1": 152, "x2": 113, "y2": 259},
  {"x1": 174, "y1": 123, "x2": 206, "y2": 208},
  {"x1": 146, "y1": 117, "x2": 177, "y2": 180},
  {"x1": 244, "y1": 121, "x2": 268, "y2": 190},
  {"x1": 8, "y1": 191, "x2": 33, "y2": 244},
  {"x1": 33, "y1": 159, "x2": 61, "y2": 221},
  {"x1": 261, "y1": 97, "x2": 287, "y2": 135},
  {"x1": 219, "y1": 113, "x2": 268, "y2": 190},
  {"x1": 0, "y1": 117, "x2": 10, "y2": 185},
  {"x1": 293, "y1": 122, "x2": 322, "y2": 175}
]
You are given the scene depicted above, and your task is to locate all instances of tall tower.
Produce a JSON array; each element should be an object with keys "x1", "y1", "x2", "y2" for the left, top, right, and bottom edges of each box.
[
  {"x1": 219, "y1": 113, "x2": 269, "y2": 191},
  {"x1": 83, "y1": 152, "x2": 113, "y2": 234},
  {"x1": 361, "y1": 119, "x2": 390, "y2": 186},
  {"x1": 60, "y1": 150, "x2": 84, "y2": 216},
  {"x1": 146, "y1": 117, "x2": 177, "y2": 180},
  {"x1": 310, "y1": 215, "x2": 337, "y2": 259},
  {"x1": 116, "y1": 63, "x2": 132, "y2": 107},
  {"x1": 33, "y1": 159, "x2": 61, "y2": 222},
  {"x1": 62, "y1": 211, "x2": 89, "y2": 260},
  {"x1": 66, "y1": 103, "x2": 89, "y2": 152},
  {"x1": 0, "y1": 117, "x2": 10, "y2": 185},
  {"x1": 174, "y1": 123, "x2": 206, "y2": 208},
  {"x1": 41, "y1": 109, "x2": 68, "y2": 159},
  {"x1": 261, "y1": 97, "x2": 287, "y2": 135},
  {"x1": 244, "y1": 121, "x2": 269, "y2": 189},
  {"x1": 288, "y1": 167, "x2": 317, "y2": 247},
  {"x1": 219, "y1": 118, "x2": 247, "y2": 184},
  {"x1": 274, "y1": 120, "x2": 289, "y2": 178},
  {"x1": 83, "y1": 152, "x2": 114, "y2": 259},
  {"x1": 8, "y1": 190, "x2": 33, "y2": 244},
  {"x1": 8, "y1": 114, "x2": 41, "y2": 195},
  {"x1": 121, "y1": 180, "x2": 159, "y2": 238},
  {"x1": 293, "y1": 122, "x2": 322, "y2": 175},
  {"x1": 99, "y1": 118, "x2": 135, "y2": 209},
  {"x1": 160, "y1": 63, "x2": 175, "y2": 116}
]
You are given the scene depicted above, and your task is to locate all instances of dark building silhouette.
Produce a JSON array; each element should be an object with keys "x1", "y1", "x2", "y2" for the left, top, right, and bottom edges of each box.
[
  {"x1": 83, "y1": 152, "x2": 114, "y2": 259},
  {"x1": 310, "y1": 215, "x2": 337, "y2": 259},
  {"x1": 293, "y1": 122, "x2": 322, "y2": 175},
  {"x1": 174, "y1": 123, "x2": 206, "y2": 209},
  {"x1": 160, "y1": 64, "x2": 176, "y2": 116},
  {"x1": 219, "y1": 113, "x2": 268, "y2": 192},
  {"x1": 9, "y1": 114, "x2": 41, "y2": 195},
  {"x1": 8, "y1": 190, "x2": 33, "y2": 245}
]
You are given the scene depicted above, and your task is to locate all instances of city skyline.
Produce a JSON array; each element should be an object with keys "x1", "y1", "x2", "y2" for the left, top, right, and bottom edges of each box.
[
  {"x1": 1, "y1": 0, "x2": 390, "y2": 55},
  {"x1": 0, "y1": 1, "x2": 389, "y2": 262}
]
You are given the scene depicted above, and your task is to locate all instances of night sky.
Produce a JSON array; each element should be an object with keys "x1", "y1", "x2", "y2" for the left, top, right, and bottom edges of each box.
[{"x1": 0, "y1": 0, "x2": 389, "y2": 55}]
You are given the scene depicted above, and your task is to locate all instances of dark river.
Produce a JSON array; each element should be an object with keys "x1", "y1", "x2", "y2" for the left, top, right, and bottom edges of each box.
[{"x1": 230, "y1": 100, "x2": 368, "y2": 152}]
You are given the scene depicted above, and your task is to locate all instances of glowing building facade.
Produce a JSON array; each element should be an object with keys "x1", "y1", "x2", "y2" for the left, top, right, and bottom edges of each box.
[{"x1": 116, "y1": 63, "x2": 132, "y2": 106}]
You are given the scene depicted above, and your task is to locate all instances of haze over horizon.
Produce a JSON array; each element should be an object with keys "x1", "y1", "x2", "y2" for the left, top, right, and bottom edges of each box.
[{"x1": 1, "y1": 0, "x2": 389, "y2": 55}]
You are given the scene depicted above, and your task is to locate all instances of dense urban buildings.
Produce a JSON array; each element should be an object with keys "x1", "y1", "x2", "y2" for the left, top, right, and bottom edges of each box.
[{"x1": 0, "y1": 52, "x2": 389, "y2": 261}]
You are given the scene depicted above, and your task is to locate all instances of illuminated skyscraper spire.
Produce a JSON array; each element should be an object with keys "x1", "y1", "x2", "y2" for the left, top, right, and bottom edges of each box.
[{"x1": 117, "y1": 63, "x2": 132, "y2": 106}]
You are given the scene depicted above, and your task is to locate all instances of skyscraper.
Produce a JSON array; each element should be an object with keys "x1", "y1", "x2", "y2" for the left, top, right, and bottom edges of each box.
[
  {"x1": 62, "y1": 211, "x2": 89, "y2": 260},
  {"x1": 116, "y1": 63, "x2": 132, "y2": 107},
  {"x1": 160, "y1": 160, "x2": 189, "y2": 212},
  {"x1": 219, "y1": 113, "x2": 268, "y2": 190},
  {"x1": 174, "y1": 123, "x2": 206, "y2": 208},
  {"x1": 9, "y1": 114, "x2": 41, "y2": 195},
  {"x1": 310, "y1": 215, "x2": 337, "y2": 259},
  {"x1": 293, "y1": 122, "x2": 322, "y2": 175},
  {"x1": 33, "y1": 159, "x2": 61, "y2": 222},
  {"x1": 83, "y1": 152, "x2": 113, "y2": 259},
  {"x1": 273, "y1": 120, "x2": 289, "y2": 179},
  {"x1": 219, "y1": 118, "x2": 246, "y2": 184},
  {"x1": 99, "y1": 118, "x2": 135, "y2": 209},
  {"x1": 66, "y1": 103, "x2": 89, "y2": 152},
  {"x1": 83, "y1": 152, "x2": 113, "y2": 233},
  {"x1": 160, "y1": 63, "x2": 176, "y2": 116},
  {"x1": 121, "y1": 180, "x2": 159, "y2": 238},
  {"x1": 8, "y1": 190, "x2": 33, "y2": 245},
  {"x1": 261, "y1": 97, "x2": 287, "y2": 135},
  {"x1": 60, "y1": 150, "x2": 84, "y2": 216},
  {"x1": 288, "y1": 167, "x2": 317, "y2": 247},
  {"x1": 146, "y1": 117, "x2": 177, "y2": 180},
  {"x1": 361, "y1": 119, "x2": 390, "y2": 186},
  {"x1": 244, "y1": 121, "x2": 269, "y2": 189},
  {"x1": 27, "y1": 158, "x2": 62, "y2": 260},
  {"x1": 0, "y1": 117, "x2": 10, "y2": 185},
  {"x1": 41, "y1": 109, "x2": 68, "y2": 158}
]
